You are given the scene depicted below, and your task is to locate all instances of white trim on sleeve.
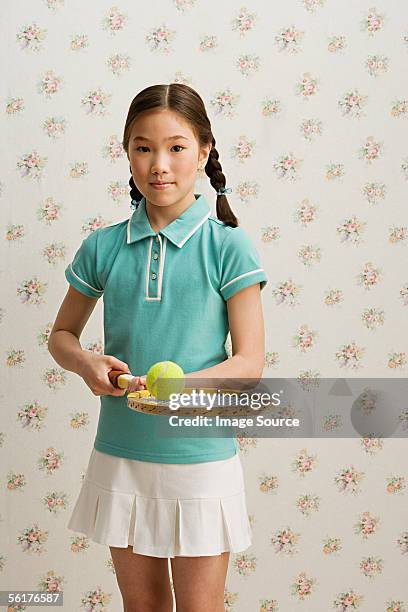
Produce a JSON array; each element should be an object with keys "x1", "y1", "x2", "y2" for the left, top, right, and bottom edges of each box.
[
  {"x1": 69, "y1": 264, "x2": 104, "y2": 293},
  {"x1": 220, "y1": 268, "x2": 264, "y2": 292}
]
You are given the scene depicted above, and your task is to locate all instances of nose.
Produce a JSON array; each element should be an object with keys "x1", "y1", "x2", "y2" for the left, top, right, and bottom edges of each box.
[{"x1": 150, "y1": 156, "x2": 170, "y2": 176}]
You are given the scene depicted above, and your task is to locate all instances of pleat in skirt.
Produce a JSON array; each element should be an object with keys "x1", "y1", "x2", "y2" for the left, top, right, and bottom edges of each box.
[{"x1": 67, "y1": 447, "x2": 252, "y2": 558}]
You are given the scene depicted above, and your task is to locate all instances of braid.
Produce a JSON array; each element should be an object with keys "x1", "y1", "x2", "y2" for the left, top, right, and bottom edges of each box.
[
  {"x1": 205, "y1": 139, "x2": 239, "y2": 227},
  {"x1": 129, "y1": 172, "x2": 143, "y2": 208}
]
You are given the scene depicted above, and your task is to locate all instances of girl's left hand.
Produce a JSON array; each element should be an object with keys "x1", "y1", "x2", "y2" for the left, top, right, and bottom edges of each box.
[{"x1": 127, "y1": 375, "x2": 147, "y2": 393}]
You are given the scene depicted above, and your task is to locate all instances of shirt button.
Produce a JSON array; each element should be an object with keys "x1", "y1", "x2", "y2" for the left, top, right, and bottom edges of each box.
[
  {"x1": 151, "y1": 273, "x2": 157, "y2": 280},
  {"x1": 153, "y1": 253, "x2": 158, "y2": 260},
  {"x1": 155, "y1": 236, "x2": 159, "y2": 242}
]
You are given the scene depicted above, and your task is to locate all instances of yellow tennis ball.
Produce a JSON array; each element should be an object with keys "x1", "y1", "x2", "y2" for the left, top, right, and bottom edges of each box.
[{"x1": 146, "y1": 361, "x2": 185, "y2": 401}]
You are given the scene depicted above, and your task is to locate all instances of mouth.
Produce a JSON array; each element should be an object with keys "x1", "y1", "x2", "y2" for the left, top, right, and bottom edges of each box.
[{"x1": 150, "y1": 182, "x2": 175, "y2": 189}]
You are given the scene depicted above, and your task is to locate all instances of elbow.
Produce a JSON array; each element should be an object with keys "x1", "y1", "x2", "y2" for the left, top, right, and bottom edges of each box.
[
  {"x1": 247, "y1": 356, "x2": 264, "y2": 382},
  {"x1": 239, "y1": 355, "x2": 264, "y2": 387},
  {"x1": 47, "y1": 331, "x2": 59, "y2": 356},
  {"x1": 249, "y1": 372, "x2": 263, "y2": 386}
]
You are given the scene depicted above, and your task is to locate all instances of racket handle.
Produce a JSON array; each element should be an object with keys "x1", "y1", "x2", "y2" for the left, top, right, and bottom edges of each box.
[{"x1": 108, "y1": 369, "x2": 133, "y2": 389}]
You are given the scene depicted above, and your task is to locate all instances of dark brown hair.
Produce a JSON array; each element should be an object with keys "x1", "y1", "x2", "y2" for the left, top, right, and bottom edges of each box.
[{"x1": 122, "y1": 83, "x2": 239, "y2": 227}]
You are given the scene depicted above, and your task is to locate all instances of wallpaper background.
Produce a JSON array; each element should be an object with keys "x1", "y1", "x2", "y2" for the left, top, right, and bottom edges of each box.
[{"x1": 1, "y1": 0, "x2": 408, "y2": 610}]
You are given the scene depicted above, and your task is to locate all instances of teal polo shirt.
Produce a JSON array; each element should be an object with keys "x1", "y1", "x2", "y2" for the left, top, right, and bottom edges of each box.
[{"x1": 65, "y1": 193, "x2": 268, "y2": 463}]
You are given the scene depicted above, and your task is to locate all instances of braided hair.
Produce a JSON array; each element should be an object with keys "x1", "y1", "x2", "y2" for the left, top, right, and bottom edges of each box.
[{"x1": 123, "y1": 83, "x2": 239, "y2": 227}]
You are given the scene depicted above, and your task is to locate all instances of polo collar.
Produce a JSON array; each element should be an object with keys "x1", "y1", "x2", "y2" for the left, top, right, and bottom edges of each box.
[{"x1": 126, "y1": 193, "x2": 211, "y2": 248}]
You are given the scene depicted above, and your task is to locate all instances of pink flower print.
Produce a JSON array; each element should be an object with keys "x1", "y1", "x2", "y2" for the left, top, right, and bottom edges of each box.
[
  {"x1": 28, "y1": 530, "x2": 40, "y2": 542},
  {"x1": 345, "y1": 347, "x2": 355, "y2": 358},
  {"x1": 303, "y1": 335, "x2": 312, "y2": 348},
  {"x1": 48, "y1": 579, "x2": 59, "y2": 592},
  {"x1": 28, "y1": 279, "x2": 39, "y2": 291},
  {"x1": 362, "y1": 516, "x2": 375, "y2": 534},
  {"x1": 368, "y1": 144, "x2": 379, "y2": 157},
  {"x1": 301, "y1": 207, "x2": 313, "y2": 221},
  {"x1": 368, "y1": 17, "x2": 380, "y2": 32}
]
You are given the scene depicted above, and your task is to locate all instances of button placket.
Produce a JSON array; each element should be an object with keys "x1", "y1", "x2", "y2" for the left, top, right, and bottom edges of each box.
[
  {"x1": 146, "y1": 234, "x2": 163, "y2": 299},
  {"x1": 151, "y1": 242, "x2": 159, "y2": 280}
]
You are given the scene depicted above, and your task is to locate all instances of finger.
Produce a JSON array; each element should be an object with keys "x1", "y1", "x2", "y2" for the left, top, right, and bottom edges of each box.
[
  {"x1": 107, "y1": 355, "x2": 130, "y2": 372},
  {"x1": 127, "y1": 376, "x2": 140, "y2": 393}
]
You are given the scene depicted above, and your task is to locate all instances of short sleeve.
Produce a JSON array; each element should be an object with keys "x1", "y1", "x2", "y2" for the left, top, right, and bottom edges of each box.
[
  {"x1": 65, "y1": 230, "x2": 104, "y2": 299},
  {"x1": 219, "y1": 227, "x2": 268, "y2": 301}
]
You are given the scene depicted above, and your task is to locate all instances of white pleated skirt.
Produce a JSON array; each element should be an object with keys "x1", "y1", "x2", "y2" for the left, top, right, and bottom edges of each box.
[{"x1": 67, "y1": 447, "x2": 252, "y2": 558}]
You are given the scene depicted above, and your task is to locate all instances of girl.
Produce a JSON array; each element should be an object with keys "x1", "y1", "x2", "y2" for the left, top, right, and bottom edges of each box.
[{"x1": 48, "y1": 83, "x2": 268, "y2": 612}]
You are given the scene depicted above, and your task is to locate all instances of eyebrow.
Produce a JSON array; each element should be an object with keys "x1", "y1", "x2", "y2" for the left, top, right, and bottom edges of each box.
[{"x1": 132, "y1": 135, "x2": 190, "y2": 142}]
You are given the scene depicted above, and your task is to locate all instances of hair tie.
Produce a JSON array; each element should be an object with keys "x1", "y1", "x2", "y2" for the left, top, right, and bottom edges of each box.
[
  {"x1": 216, "y1": 187, "x2": 232, "y2": 196},
  {"x1": 130, "y1": 199, "x2": 139, "y2": 211}
]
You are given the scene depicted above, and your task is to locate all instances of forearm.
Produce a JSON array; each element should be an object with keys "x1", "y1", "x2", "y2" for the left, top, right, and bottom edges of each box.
[
  {"x1": 185, "y1": 354, "x2": 261, "y2": 390},
  {"x1": 47, "y1": 330, "x2": 86, "y2": 375}
]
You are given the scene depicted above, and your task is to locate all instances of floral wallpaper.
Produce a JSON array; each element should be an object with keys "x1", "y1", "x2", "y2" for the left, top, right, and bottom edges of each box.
[{"x1": 2, "y1": 0, "x2": 408, "y2": 610}]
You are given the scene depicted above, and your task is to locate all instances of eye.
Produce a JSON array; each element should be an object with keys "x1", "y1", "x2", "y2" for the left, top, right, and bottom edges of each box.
[{"x1": 134, "y1": 145, "x2": 185, "y2": 152}]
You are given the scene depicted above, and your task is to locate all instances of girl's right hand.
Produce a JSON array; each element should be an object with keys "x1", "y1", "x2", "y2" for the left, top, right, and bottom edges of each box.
[{"x1": 77, "y1": 352, "x2": 131, "y2": 397}]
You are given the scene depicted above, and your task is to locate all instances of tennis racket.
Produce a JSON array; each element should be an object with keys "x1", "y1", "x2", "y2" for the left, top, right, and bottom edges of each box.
[{"x1": 108, "y1": 369, "x2": 271, "y2": 417}]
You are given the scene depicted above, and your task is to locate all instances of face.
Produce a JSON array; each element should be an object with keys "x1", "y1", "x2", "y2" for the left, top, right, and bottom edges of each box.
[{"x1": 128, "y1": 108, "x2": 211, "y2": 209}]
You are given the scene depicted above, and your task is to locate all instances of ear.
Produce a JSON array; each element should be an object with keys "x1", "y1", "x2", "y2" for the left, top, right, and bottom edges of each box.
[{"x1": 199, "y1": 143, "x2": 212, "y2": 167}]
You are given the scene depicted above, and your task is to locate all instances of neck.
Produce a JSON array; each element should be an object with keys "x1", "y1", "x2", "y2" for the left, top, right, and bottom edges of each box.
[{"x1": 145, "y1": 192, "x2": 198, "y2": 233}]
